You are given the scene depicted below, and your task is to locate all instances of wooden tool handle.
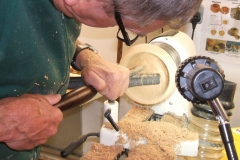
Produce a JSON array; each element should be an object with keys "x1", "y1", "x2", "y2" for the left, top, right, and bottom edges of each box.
[{"x1": 55, "y1": 85, "x2": 97, "y2": 111}]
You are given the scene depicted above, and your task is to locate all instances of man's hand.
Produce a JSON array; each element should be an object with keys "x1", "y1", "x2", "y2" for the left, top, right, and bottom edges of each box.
[
  {"x1": 0, "y1": 94, "x2": 63, "y2": 150},
  {"x1": 78, "y1": 50, "x2": 130, "y2": 100}
]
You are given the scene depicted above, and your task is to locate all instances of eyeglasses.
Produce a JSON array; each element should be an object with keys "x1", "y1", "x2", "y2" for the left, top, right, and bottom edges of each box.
[{"x1": 114, "y1": 9, "x2": 139, "y2": 46}]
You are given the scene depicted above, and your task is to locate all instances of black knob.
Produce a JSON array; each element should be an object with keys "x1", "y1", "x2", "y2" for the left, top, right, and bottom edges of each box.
[{"x1": 176, "y1": 56, "x2": 225, "y2": 103}]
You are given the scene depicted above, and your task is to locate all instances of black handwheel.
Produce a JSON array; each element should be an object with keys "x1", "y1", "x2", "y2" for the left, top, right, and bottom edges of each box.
[{"x1": 175, "y1": 56, "x2": 225, "y2": 103}]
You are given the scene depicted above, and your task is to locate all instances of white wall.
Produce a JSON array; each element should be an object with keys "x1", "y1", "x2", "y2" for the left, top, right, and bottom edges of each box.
[{"x1": 78, "y1": 26, "x2": 119, "y2": 62}]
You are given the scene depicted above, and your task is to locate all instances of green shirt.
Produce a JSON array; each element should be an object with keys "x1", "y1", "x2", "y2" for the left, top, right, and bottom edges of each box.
[{"x1": 0, "y1": 0, "x2": 80, "y2": 159}]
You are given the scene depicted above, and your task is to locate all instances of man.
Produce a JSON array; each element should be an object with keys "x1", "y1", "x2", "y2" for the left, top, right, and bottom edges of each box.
[{"x1": 0, "y1": 0, "x2": 201, "y2": 159}]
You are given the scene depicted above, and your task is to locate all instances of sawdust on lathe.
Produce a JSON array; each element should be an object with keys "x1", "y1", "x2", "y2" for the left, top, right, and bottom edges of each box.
[
  {"x1": 103, "y1": 106, "x2": 154, "y2": 130},
  {"x1": 117, "y1": 120, "x2": 197, "y2": 149},
  {"x1": 160, "y1": 113, "x2": 186, "y2": 128},
  {"x1": 80, "y1": 143, "x2": 123, "y2": 160},
  {"x1": 116, "y1": 106, "x2": 197, "y2": 159},
  {"x1": 84, "y1": 106, "x2": 197, "y2": 159},
  {"x1": 122, "y1": 106, "x2": 154, "y2": 121},
  {"x1": 126, "y1": 144, "x2": 175, "y2": 160}
]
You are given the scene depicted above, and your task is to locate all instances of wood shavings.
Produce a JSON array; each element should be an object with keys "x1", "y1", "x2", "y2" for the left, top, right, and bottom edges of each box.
[
  {"x1": 121, "y1": 106, "x2": 154, "y2": 122},
  {"x1": 160, "y1": 113, "x2": 187, "y2": 128},
  {"x1": 116, "y1": 106, "x2": 197, "y2": 159},
  {"x1": 80, "y1": 143, "x2": 123, "y2": 160},
  {"x1": 103, "y1": 121, "x2": 114, "y2": 130},
  {"x1": 94, "y1": 106, "x2": 198, "y2": 159},
  {"x1": 126, "y1": 144, "x2": 175, "y2": 160},
  {"x1": 44, "y1": 75, "x2": 48, "y2": 80}
]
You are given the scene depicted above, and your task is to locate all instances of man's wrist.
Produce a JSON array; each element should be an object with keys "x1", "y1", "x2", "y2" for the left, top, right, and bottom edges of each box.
[{"x1": 71, "y1": 43, "x2": 98, "y2": 71}]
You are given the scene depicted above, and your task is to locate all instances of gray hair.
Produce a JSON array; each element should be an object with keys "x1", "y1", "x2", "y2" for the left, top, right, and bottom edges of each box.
[{"x1": 103, "y1": 0, "x2": 202, "y2": 29}]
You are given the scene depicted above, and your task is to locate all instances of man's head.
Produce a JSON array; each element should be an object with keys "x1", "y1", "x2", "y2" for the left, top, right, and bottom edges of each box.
[
  {"x1": 104, "y1": 0, "x2": 202, "y2": 29},
  {"x1": 53, "y1": 0, "x2": 202, "y2": 35}
]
